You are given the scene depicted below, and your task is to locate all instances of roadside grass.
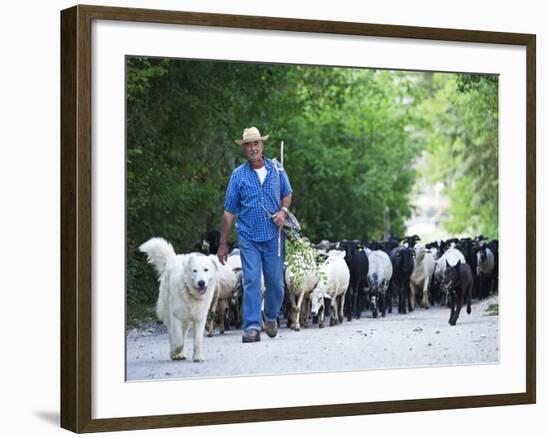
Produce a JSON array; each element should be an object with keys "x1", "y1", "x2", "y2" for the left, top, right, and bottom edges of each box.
[
  {"x1": 127, "y1": 302, "x2": 157, "y2": 330},
  {"x1": 485, "y1": 303, "x2": 499, "y2": 316}
]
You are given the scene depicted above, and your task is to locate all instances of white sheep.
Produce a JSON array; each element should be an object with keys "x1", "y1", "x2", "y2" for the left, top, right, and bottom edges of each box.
[
  {"x1": 310, "y1": 256, "x2": 350, "y2": 327},
  {"x1": 285, "y1": 266, "x2": 318, "y2": 331},
  {"x1": 363, "y1": 248, "x2": 393, "y2": 317},
  {"x1": 477, "y1": 245, "x2": 495, "y2": 298},
  {"x1": 435, "y1": 248, "x2": 466, "y2": 281},
  {"x1": 410, "y1": 245, "x2": 436, "y2": 309}
]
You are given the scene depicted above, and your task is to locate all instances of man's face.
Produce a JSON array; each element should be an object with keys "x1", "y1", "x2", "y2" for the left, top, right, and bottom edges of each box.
[{"x1": 242, "y1": 140, "x2": 264, "y2": 163}]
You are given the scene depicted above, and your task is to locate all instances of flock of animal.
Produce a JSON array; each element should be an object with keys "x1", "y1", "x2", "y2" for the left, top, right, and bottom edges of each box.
[
  {"x1": 196, "y1": 232, "x2": 499, "y2": 334},
  {"x1": 139, "y1": 233, "x2": 498, "y2": 361}
]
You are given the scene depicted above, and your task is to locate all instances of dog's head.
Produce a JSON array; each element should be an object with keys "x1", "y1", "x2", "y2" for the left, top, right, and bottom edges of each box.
[{"x1": 186, "y1": 253, "x2": 218, "y2": 295}]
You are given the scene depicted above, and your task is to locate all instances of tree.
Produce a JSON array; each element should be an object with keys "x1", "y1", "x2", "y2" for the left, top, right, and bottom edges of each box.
[{"x1": 417, "y1": 73, "x2": 498, "y2": 238}]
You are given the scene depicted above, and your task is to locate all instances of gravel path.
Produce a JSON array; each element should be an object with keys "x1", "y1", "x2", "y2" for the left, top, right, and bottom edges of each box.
[{"x1": 126, "y1": 296, "x2": 499, "y2": 381}]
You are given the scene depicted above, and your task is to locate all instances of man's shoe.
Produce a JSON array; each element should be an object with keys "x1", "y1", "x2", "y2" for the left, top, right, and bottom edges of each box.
[
  {"x1": 242, "y1": 329, "x2": 261, "y2": 343},
  {"x1": 265, "y1": 320, "x2": 278, "y2": 338}
]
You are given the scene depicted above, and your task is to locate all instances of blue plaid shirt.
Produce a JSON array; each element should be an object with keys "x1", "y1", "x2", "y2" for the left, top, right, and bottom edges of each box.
[{"x1": 224, "y1": 156, "x2": 293, "y2": 242}]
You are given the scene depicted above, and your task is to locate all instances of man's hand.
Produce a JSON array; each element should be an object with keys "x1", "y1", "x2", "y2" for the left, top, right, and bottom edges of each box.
[
  {"x1": 272, "y1": 208, "x2": 288, "y2": 228},
  {"x1": 217, "y1": 242, "x2": 229, "y2": 265},
  {"x1": 218, "y1": 211, "x2": 235, "y2": 265}
]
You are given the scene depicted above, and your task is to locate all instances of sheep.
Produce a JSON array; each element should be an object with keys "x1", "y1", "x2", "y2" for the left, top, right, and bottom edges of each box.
[
  {"x1": 488, "y1": 239, "x2": 499, "y2": 293},
  {"x1": 327, "y1": 249, "x2": 346, "y2": 258},
  {"x1": 442, "y1": 261, "x2": 473, "y2": 326},
  {"x1": 457, "y1": 238, "x2": 480, "y2": 299},
  {"x1": 363, "y1": 248, "x2": 393, "y2": 318},
  {"x1": 389, "y1": 246, "x2": 415, "y2": 314},
  {"x1": 425, "y1": 240, "x2": 444, "y2": 259},
  {"x1": 206, "y1": 255, "x2": 239, "y2": 336},
  {"x1": 476, "y1": 244, "x2": 495, "y2": 298},
  {"x1": 310, "y1": 256, "x2": 350, "y2": 327},
  {"x1": 403, "y1": 235, "x2": 421, "y2": 248},
  {"x1": 433, "y1": 248, "x2": 466, "y2": 305},
  {"x1": 409, "y1": 245, "x2": 436, "y2": 309},
  {"x1": 285, "y1": 266, "x2": 318, "y2": 331},
  {"x1": 339, "y1": 240, "x2": 369, "y2": 320},
  {"x1": 225, "y1": 253, "x2": 244, "y2": 329},
  {"x1": 435, "y1": 248, "x2": 466, "y2": 281}
]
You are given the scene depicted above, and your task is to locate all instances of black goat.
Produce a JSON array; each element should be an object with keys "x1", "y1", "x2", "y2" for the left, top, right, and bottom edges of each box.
[
  {"x1": 389, "y1": 246, "x2": 415, "y2": 314},
  {"x1": 441, "y1": 261, "x2": 473, "y2": 326},
  {"x1": 339, "y1": 240, "x2": 369, "y2": 320}
]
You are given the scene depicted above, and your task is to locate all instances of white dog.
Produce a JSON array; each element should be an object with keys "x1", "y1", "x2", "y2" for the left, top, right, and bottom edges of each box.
[{"x1": 139, "y1": 237, "x2": 218, "y2": 362}]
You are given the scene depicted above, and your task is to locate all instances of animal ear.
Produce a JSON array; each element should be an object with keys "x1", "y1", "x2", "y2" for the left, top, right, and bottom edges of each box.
[
  {"x1": 183, "y1": 254, "x2": 193, "y2": 273},
  {"x1": 210, "y1": 256, "x2": 219, "y2": 272},
  {"x1": 446, "y1": 260, "x2": 450, "y2": 268},
  {"x1": 453, "y1": 260, "x2": 460, "y2": 268}
]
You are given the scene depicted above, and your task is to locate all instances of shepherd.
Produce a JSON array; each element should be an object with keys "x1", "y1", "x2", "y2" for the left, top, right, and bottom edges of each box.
[{"x1": 217, "y1": 127, "x2": 293, "y2": 343}]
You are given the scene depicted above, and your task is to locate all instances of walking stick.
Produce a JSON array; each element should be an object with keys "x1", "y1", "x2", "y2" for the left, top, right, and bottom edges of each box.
[{"x1": 278, "y1": 141, "x2": 284, "y2": 257}]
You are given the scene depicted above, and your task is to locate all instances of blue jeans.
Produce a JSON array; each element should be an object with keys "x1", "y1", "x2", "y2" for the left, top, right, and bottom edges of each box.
[{"x1": 238, "y1": 233, "x2": 285, "y2": 332}]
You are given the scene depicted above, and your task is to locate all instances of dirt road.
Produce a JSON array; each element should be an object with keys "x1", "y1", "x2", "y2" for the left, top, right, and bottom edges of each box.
[{"x1": 126, "y1": 296, "x2": 498, "y2": 381}]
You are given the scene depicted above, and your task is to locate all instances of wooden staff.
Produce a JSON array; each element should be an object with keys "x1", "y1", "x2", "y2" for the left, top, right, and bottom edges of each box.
[{"x1": 278, "y1": 141, "x2": 284, "y2": 257}]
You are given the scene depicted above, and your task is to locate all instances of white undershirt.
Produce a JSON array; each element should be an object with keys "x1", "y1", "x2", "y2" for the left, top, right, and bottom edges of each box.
[{"x1": 254, "y1": 166, "x2": 267, "y2": 184}]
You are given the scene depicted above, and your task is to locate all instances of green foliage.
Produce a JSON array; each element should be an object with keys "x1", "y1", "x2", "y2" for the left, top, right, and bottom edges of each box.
[
  {"x1": 285, "y1": 235, "x2": 326, "y2": 290},
  {"x1": 126, "y1": 58, "x2": 298, "y2": 307},
  {"x1": 127, "y1": 302, "x2": 157, "y2": 330},
  {"x1": 486, "y1": 303, "x2": 499, "y2": 316},
  {"x1": 418, "y1": 73, "x2": 498, "y2": 238},
  {"x1": 282, "y1": 68, "x2": 421, "y2": 242}
]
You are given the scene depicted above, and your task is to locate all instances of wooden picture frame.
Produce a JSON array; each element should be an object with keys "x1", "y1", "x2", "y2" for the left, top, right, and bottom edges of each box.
[{"x1": 60, "y1": 4, "x2": 536, "y2": 433}]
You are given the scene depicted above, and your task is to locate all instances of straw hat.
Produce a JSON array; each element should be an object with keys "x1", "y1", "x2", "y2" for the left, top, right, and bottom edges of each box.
[{"x1": 235, "y1": 127, "x2": 269, "y2": 145}]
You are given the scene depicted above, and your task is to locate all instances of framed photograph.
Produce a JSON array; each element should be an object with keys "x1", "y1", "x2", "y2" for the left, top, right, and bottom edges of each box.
[{"x1": 60, "y1": 4, "x2": 536, "y2": 433}]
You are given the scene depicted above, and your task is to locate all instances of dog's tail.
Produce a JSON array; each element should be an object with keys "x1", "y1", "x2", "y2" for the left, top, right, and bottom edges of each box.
[{"x1": 139, "y1": 237, "x2": 176, "y2": 277}]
